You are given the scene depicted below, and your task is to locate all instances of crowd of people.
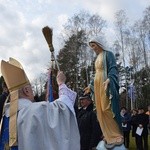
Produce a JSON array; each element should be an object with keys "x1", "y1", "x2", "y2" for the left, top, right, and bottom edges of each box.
[
  {"x1": 120, "y1": 106, "x2": 150, "y2": 150},
  {"x1": 75, "y1": 91, "x2": 150, "y2": 150},
  {"x1": 0, "y1": 37, "x2": 149, "y2": 150},
  {"x1": 0, "y1": 77, "x2": 149, "y2": 150}
]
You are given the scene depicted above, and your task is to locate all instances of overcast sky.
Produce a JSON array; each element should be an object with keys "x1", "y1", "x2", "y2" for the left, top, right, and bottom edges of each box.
[{"x1": 0, "y1": 0, "x2": 149, "y2": 81}]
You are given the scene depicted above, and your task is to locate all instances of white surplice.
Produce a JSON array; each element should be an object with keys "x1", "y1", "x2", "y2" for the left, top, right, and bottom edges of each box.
[{"x1": 4, "y1": 84, "x2": 80, "y2": 150}]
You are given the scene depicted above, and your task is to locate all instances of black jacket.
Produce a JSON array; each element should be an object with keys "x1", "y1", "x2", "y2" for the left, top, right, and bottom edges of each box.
[
  {"x1": 135, "y1": 113, "x2": 149, "y2": 136},
  {"x1": 131, "y1": 114, "x2": 138, "y2": 137},
  {"x1": 121, "y1": 112, "x2": 131, "y2": 132},
  {"x1": 77, "y1": 103, "x2": 102, "y2": 149}
]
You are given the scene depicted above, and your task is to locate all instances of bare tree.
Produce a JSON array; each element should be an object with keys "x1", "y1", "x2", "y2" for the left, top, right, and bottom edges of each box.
[
  {"x1": 143, "y1": 6, "x2": 150, "y2": 67},
  {"x1": 114, "y1": 10, "x2": 130, "y2": 107},
  {"x1": 114, "y1": 10, "x2": 129, "y2": 68},
  {"x1": 88, "y1": 14, "x2": 106, "y2": 36},
  {"x1": 143, "y1": 6, "x2": 150, "y2": 43},
  {"x1": 59, "y1": 11, "x2": 107, "y2": 87},
  {"x1": 32, "y1": 73, "x2": 47, "y2": 99}
]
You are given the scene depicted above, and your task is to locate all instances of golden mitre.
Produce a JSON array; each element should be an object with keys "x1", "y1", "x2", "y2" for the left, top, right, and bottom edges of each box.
[
  {"x1": 1, "y1": 57, "x2": 30, "y2": 92},
  {"x1": 1, "y1": 58, "x2": 30, "y2": 147}
]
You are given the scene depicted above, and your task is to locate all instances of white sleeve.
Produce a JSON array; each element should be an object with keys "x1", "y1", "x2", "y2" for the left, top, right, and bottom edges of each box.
[{"x1": 57, "y1": 84, "x2": 77, "y2": 115}]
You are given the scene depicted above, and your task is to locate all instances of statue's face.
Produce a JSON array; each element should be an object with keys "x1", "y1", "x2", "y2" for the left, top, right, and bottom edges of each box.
[{"x1": 89, "y1": 42, "x2": 103, "y2": 54}]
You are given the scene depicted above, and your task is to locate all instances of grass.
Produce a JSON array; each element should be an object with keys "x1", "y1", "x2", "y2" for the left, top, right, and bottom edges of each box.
[{"x1": 128, "y1": 133, "x2": 150, "y2": 150}]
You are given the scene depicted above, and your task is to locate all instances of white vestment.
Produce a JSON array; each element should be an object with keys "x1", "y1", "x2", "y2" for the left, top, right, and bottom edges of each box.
[{"x1": 4, "y1": 84, "x2": 80, "y2": 150}]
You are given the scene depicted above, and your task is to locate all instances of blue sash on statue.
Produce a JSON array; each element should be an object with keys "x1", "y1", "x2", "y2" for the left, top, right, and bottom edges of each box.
[{"x1": 0, "y1": 116, "x2": 18, "y2": 150}]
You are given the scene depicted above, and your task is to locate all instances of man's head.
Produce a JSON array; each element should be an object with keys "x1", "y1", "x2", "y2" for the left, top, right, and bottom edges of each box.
[
  {"x1": 1, "y1": 58, "x2": 34, "y2": 102},
  {"x1": 19, "y1": 84, "x2": 34, "y2": 102},
  {"x1": 121, "y1": 107, "x2": 127, "y2": 114},
  {"x1": 138, "y1": 107, "x2": 144, "y2": 114},
  {"x1": 132, "y1": 109, "x2": 138, "y2": 115},
  {"x1": 79, "y1": 93, "x2": 92, "y2": 108}
]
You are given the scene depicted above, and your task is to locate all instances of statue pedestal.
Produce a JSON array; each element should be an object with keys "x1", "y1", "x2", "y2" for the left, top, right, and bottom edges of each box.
[
  {"x1": 96, "y1": 141, "x2": 107, "y2": 150},
  {"x1": 96, "y1": 140, "x2": 127, "y2": 150}
]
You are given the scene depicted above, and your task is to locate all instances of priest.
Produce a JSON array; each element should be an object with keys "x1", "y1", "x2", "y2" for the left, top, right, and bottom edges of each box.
[{"x1": 0, "y1": 57, "x2": 80, "y2": 150}]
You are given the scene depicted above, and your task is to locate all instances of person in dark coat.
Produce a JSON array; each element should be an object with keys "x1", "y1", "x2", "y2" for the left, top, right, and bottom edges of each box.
[
  {"x1": 120, "y1": 107, "x2": 131, "y2": 149},
  {"x1": 146, "y1": 105, "x2": 150, "y2": 132},
  {"x1": 0, "y1": 81, "x2": 9, "y2": 122},
  {"x1": 135, "y1": 107, "x2": 149, "y2": 150},
  {"x1": 77, "y1": 93, "x2": 102, "y2": 150},
  {"x1": 131, "y1": 109, "x2": 138, "y2": 149}
]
